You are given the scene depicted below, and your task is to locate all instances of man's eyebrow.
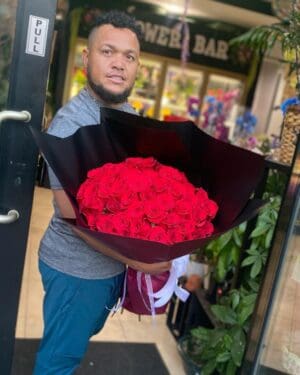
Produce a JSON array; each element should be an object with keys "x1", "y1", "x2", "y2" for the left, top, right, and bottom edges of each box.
[{"x1": 101, "y1": 43, "x2": 138, "y2": 55}]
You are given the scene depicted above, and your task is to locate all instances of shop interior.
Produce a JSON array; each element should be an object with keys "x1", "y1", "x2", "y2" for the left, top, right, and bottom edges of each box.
[{"x1": 3, "y1": 1, "x2": 299, "y2": 374}]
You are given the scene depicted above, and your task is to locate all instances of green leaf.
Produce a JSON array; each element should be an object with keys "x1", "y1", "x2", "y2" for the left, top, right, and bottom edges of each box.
[
  {"x1": 202, "y1": 359, "x2": 217, "y2": 375},
  {"x1": 238, "y1": 222, "x2": 247, "y2": 234},
  {"x1": 206, "y1": 239, "x2": 217, "y2": 251},
  {"x1": 218, "y1": 231, "x2": 233, "y2": 249},
  {"x1": 216, "y1": 253, "x2": 227, "y2": 282},
  {"x1": 250, "y1": 258, "x2": 263, "y2": 278},
  {"x1": 201, "y1": 348, "x2": 219, "y2": 361},
  {"x1": 242, "y1": 293, "x2": 257, "y2": 306},
  {"x1": 211, "y1": 305, "x2": 238, "y2": 325},
  {"x1": 190, "y1": 327, "x2": 210, "y2": 342},
  {"x1": 247, "y1": 279, "x2": 260, "y2": 292},
  {"x1": 233, "y1": 228, "x2": 242, "y2": 247},
  {"x1": 265, "y1": 228, "x2": 274, "y2": 248},
  {"x1": 241, "y1": 255, "x2": 257, "y2": 267},
  {"x1": 231, "y1": 246, "x2": 240, "y2": 266},
  {"x1": 231, "y1": 292, "x2": 240, "y2": 310},
  {"x1": 231, "y1": 327, "x2": 246, "y2": 366},
  {"x1": 249, "y1": 239, "x2": 259, "y2": 251},
  {"x1": 250, "y1": 224, "x2": 270, "y2": 238},
  {"x1": 210, "y1": 328, "x2": 227, "y2": 347},
  {"x1": 217, "y1": 352, "x2": 231, "y2": 363},
  {"x1": 238, "y1": 304, "x2": 255, "y2": 325},
  {"x1": 226, "y1": 360, "x2": 237, "y2": 375},
  {"x1": 246, "y1": 247, "x2": 259, "y2": 255}
]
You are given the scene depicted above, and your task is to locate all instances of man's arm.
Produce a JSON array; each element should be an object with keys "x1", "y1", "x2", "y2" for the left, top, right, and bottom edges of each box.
[{"x1": 53, "y1": 190, "x2": 171, "y2": 275}]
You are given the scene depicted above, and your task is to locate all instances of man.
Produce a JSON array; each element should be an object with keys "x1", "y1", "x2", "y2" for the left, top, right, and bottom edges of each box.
[{"x1": 34, "y1": 10, "x2": 171, "y2": 374}]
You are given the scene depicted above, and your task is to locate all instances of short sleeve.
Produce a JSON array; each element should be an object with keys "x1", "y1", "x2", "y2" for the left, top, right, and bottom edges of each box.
[{"x1": 45, "y1": 106, "x2": 84, "y2": 189}]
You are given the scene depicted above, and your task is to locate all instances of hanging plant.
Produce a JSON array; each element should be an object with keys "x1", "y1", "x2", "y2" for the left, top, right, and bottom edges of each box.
[{"x1": 229, "y1": 0, "x2": 300, "y2": 164}]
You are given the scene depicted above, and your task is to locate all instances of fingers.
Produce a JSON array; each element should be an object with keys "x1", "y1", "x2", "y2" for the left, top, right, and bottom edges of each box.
[
  {"x1": 160, "y1": 261, "x2": 172, "y2": 271},
  {"x1": 130, "y1": 260, "x2": 172, "y2": 275}
]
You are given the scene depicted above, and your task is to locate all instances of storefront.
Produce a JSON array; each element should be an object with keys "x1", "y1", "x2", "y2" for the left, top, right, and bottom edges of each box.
[
  {"x1": 2, "y1": 1, "x2": 299, "y2": 374},
  {"x1": 50, "y1": 0, "x2": 255, "y2": 141}
]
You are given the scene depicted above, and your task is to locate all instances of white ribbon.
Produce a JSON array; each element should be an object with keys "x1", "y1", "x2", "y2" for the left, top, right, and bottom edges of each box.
[
  {"x1": 149, "y1": 255, "x2": 190, "y2": 308},
  {"x1": 112, "y1": 255, "x2": 190, "y2": 315},
  {"x1": 136, "y1": 255, "x2": 190, "y2": 314}
]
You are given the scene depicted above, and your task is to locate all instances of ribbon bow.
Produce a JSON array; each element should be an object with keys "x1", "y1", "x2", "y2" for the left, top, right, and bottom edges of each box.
[{"x1": 137, "y1": 255, "x2": 190, "y2": 315}]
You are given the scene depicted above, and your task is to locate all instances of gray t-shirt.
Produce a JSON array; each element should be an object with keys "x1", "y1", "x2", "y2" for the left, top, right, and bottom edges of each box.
[{"x1": 39, "y1": 88, "x2": 136, "y2": 279}]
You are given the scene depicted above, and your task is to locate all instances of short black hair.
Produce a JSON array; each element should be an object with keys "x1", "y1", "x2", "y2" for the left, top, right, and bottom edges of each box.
[{"x1": 89, "y1": 10, "x2": 143, "y2": 45}]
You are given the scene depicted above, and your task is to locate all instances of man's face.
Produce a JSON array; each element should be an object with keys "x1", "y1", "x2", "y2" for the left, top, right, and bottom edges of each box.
[{"x1": 82, "y1": 24, "x2": 140, "y2": 105}]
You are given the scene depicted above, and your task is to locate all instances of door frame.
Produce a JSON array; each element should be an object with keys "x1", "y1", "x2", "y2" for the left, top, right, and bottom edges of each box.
[{"x1": 0, "y1": 1, "x2": 57, "y2": 373}]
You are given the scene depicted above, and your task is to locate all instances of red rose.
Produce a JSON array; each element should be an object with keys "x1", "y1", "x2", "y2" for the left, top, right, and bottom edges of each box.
[
  {"x1": 147, "y1": 225, "x2": 170, "y2": 243},
  {"x1": 77, "y1": 157, "x2": 218, "y2": 244}
]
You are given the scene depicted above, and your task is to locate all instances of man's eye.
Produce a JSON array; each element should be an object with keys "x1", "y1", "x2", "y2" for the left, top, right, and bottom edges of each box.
[
  {"x1": 127, "y1": 55, "x2": 135, "y2": 62},
  {"x1": 102, "y1": 49, "x2": 112, "y2": 56}
]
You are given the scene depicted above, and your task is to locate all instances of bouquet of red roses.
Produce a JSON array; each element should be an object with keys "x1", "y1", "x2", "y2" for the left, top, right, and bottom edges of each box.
[
  {"x1": 30, "y1": 108, "x2": 266, "y2": 314},
  {"x1": 76, "y1": 156, "x2": 219, "y2": 315},
  {"x1": 31, "y1": 107, "x2": 265, "y2": 261},
  {"x1": 77, "y1": 156, "x2": 218, "y2": 244}
]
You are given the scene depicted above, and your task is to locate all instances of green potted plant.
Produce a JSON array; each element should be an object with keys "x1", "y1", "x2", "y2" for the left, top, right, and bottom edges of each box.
[
  {"x1": 203, "y1": 223, "x2": 246, "y2": 286},
  {"x1": 178, "y1": 169, "x2": 286, "y2": 374},
  {"x1": 229, "y1": 0, "x2": 300, "y2": 164}
]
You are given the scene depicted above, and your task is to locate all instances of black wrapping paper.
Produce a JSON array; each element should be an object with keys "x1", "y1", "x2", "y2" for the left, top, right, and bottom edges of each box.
[{"x1": 30, "y1": 108, "x2": 266, "y2": 263}]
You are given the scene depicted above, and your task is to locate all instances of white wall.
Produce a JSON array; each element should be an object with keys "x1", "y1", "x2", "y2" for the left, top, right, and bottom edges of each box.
[{"x1": 251, "y1": 57, "x2": 285, "y2": 137}]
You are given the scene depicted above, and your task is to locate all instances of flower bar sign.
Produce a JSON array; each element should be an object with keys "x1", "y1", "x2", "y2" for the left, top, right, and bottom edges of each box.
[
  {"x1": 127, "y1": 16, "x2": 248, "y2": 74},
  {"x1": 74, "y1": 1, "x2": 250, "y2": 74},
  {"x1": 137, "y1": 20, "x2": 229, "y2": 61}
]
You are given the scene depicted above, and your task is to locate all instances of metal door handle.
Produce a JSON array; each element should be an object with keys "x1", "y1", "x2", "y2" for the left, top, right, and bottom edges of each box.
[
  {"x1": 0, "y1": 110, "x2": 31, "y2": 123},
  {"x1": 0, "y1": 210, "x2": 20, "y2": 224},
  {"x1": 0, "y1": 110, "x2": 29, "y2": 224}
]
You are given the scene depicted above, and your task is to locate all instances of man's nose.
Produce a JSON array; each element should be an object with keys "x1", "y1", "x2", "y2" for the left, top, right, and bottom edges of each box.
[{"x1": 112, "y1": 54, "x2": 125, "y2": 70}]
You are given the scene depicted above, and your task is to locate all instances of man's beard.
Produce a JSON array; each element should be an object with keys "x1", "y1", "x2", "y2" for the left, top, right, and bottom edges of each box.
[{"x1": 87, "y1": 70, "x2": 133, "y2": 105}]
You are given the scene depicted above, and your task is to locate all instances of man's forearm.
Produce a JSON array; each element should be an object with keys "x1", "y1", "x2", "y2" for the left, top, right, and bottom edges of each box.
[{"x1": 72, "y1": 226, "x2": 171, "y2": 275}]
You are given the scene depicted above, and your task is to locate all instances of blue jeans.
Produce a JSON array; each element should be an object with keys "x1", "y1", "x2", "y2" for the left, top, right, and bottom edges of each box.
[{"x1": 33, "y1": 260, "x2": 124, "y2": 375}]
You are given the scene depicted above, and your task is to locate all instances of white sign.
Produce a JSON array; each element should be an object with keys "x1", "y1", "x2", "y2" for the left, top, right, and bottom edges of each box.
[{"x1": 25, "y1": 15, "x2": 49, "y2": 57}]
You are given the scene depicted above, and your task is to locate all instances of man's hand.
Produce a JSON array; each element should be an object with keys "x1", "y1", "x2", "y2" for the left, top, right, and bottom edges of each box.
[{"x1": 129, "y1": 259, "x2": 172, "y2": 275}]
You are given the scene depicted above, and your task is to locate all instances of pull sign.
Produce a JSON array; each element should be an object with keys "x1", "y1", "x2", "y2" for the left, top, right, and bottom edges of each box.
[{"x1": 25, "y1": 15, "x2": 49, "y2": 57}]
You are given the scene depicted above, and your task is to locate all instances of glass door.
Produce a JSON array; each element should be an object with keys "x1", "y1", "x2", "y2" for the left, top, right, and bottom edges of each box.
[
  {"x1": 64, "y1": 37, "x2": 87, "y2": 102},
  {"x1": 258, "y1": 202, "x2": 300, "y2": 373},
  {"x1": 0, "y1": 1, "x2": 56, "y2": 373},
  {"x1": 128, "y1": 56, "x2": 162, "y2": 118},
  {"x1": 159, "y1": 64, "x2": 204, "y2": 122},
  {"x1": 199, "y1": 74, "x2": 244, "y2": 140},
  {"x1": 255, "y1": 147, "x2": 300, "y2": 374},
  {"x1": 241, "y1": 136, "x2": 300, "y2": 374}
]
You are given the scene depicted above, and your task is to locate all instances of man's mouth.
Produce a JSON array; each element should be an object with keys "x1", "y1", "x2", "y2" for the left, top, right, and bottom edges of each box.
[{"x1": 107, "y1": 74, "x2": 125, "y2": 84}]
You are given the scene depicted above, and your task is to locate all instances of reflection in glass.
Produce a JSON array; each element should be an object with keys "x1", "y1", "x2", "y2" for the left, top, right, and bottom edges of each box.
[
  {"x1": 68, "y1": 39, "x2": 87, "y2": 100},
  {"x1": 256, "y1": 162, "x2": 300, "y2": 374},
  {"x1": 200, "y1": 74, "x2": 243, "y2": 141},
  {"x1": 160, "y1": 65, "x2": 203, "y2": 122},
  {"x1": 128, "y1": 57, "x2": 162, "y2": 118}
]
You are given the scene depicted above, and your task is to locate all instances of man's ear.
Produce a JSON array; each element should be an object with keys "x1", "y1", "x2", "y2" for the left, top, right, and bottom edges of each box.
[{"x1": 82, "y1": 48, "x2": 89, "y2": 70}]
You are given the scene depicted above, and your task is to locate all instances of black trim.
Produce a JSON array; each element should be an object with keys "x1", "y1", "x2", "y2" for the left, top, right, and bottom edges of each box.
[{"x1": 0, "y1": 1, "x2": 56, "y2": 374}]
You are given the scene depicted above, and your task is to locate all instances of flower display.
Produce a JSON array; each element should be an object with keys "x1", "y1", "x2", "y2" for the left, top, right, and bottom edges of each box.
[
  {"x1": 235, "y1": 110, "x2": 257, "y2": 136},
  {"x1": 77, "y1": 157, "x2": 218, "y2": 244},
  {"x1": 201, "y1": 96, "x2": 230, "y2": 142},
  {"x1": 280, "y1": 96, "x2": 300, "y2": 114}
]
